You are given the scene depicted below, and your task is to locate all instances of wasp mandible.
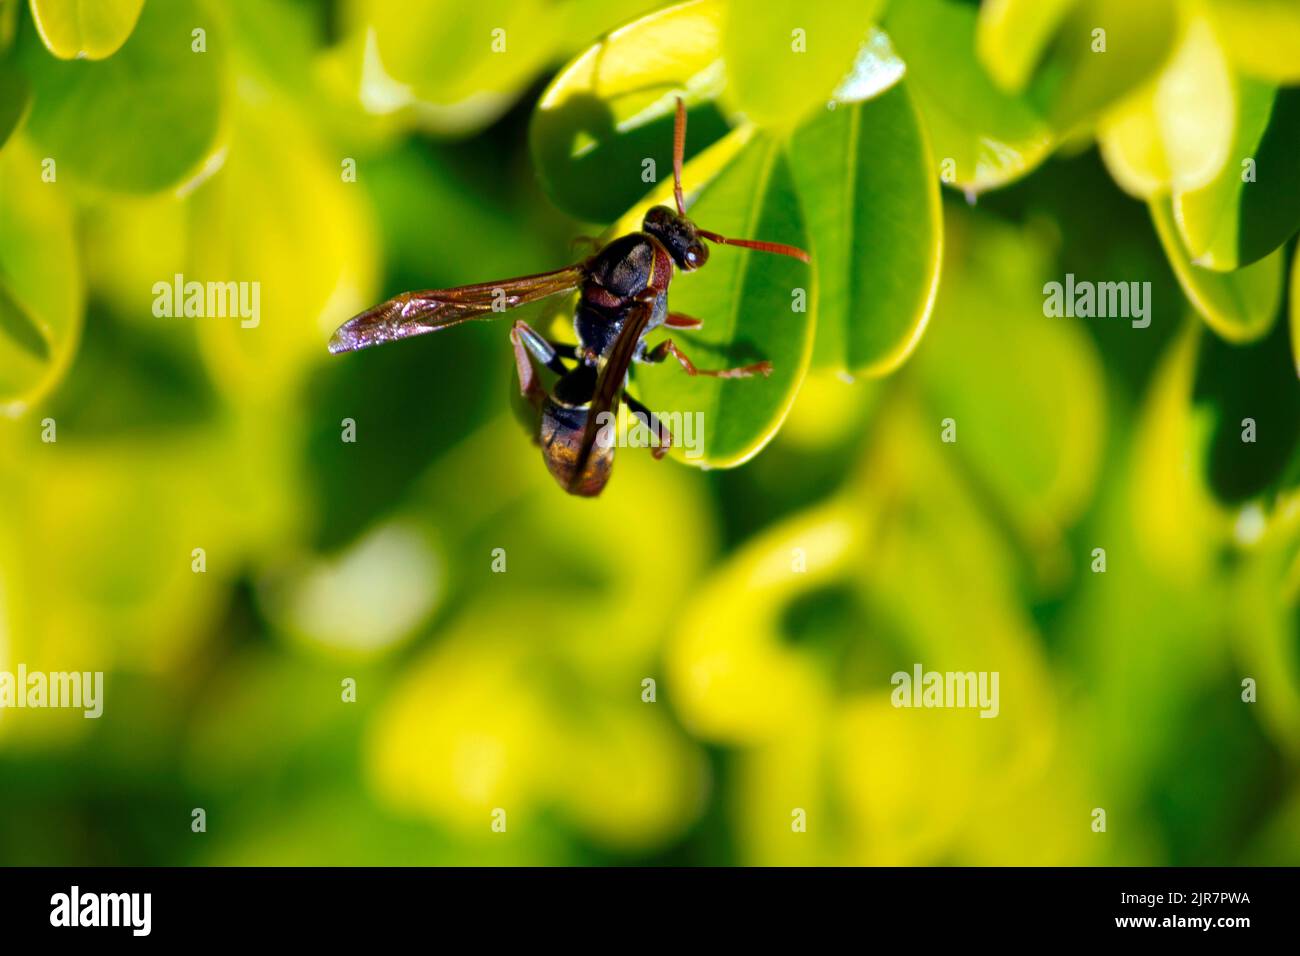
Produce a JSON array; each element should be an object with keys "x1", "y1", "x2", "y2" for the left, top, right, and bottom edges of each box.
[{"x1": 328, "y1": 98, "x2": 809, "y2": 497}]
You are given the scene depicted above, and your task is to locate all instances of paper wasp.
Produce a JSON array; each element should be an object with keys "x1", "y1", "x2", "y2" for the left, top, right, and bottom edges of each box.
[{"x1": 328, "y1": 99, "x2": 809, "y2": 497}]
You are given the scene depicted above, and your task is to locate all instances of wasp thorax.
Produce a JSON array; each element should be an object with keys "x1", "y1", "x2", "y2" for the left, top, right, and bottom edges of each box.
[{"x1": 643, "y1": 205, "x2": 709, "y2": 271}]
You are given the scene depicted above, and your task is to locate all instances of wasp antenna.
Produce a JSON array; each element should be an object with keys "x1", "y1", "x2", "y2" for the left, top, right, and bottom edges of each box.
[
  {"x1": 673, "y1": 96, "x2": 687, "y2": 217},
  {"x1": 698, "y1": 230, "x2": 810, "y2": 263}
]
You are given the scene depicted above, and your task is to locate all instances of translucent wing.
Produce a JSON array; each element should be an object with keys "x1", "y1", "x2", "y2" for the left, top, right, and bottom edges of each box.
[{"x1": 328, "y1": 264, "x2": 587, "y2": 354}]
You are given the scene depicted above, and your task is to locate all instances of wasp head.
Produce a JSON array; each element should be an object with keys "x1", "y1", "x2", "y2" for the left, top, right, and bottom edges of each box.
[{"x1": 643, "y1": 205, "x2": 710, "y2": 272}]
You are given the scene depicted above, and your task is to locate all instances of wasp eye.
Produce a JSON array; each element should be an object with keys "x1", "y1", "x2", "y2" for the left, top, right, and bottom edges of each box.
[{"x1": 682, "y1": 242, "x2": 708, "y2": 269}]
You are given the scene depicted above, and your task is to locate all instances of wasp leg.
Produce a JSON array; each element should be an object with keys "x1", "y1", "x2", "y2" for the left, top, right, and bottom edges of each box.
[
  {"x1": 515, "y1": 321, "x2": 578, "y2": 365},
  {"x1": 623, "y1": 392, "x2": 673, "y2": 460},
  {"x1": 666, "y1": 312, "x2": 704, "y2": 330},
  {"x1": 512, "y1": 320, "x2": 570, "y2": 376},
  {"x1": 510, "y1": 321, "x2": 567, "y2": 410},
  {"x1": 645, "y1": 339, "x2": 772, "y2": 378}
]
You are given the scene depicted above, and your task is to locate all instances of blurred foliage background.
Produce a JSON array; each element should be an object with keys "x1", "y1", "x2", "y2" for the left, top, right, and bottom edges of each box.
[{"x1": 1, "y1": 0, "x2": 1299, "y2": 865}]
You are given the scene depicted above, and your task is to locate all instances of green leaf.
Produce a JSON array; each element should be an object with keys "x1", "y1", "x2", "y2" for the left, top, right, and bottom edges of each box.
[
  {"x1": 1291, "y1": 245, "x2": 1300, "y2": 376},
  {"x1": 1233, "y1": 540, "x2": 1300, "y2": 758},
  {"x1": 914, "y1": 212, "x2": 1106, "y2": 548},
  {"x1": 1207, "y1": 0, "x2": 1300, "y2": 82},
  {"x1": 1174, "y1": 86, "x2": 1300, "y2": 271},
  {"x1": 721, "y1": 0, "x2": 884, "y2": 129},
  {"x1": 531, "y1": 0, "x2": 730, "y2": 223},
  {"x1": 0, "y1": 281, "x2": 48, "y2": 361},
  {"x1": 0, "y1": 142, "x2": 82, "y2": 415},
  {"x1": 612, "y1": 128, "x2": 813, "y2": 467},
  {"x1": 1193, "y1": 316, "x2": 1300, "y2": 503},
  {"x1": 886, "y1": 0, "x2": 1054, "y2": 195},
  {"x1": 28, "y1": 0, "x2": 144, "y2": 60},
  {"x1": 789, "y1": 81, "x2": 941, "y2": 377},
  {"x1": 0, "y1": 56, "x2": 30, "y2": 148},
  {"x1": 19, "y1": 0, "x2": 221, "y2": 193},
  {"x1": 1096, "y1": 13, "x2": 1236, "y2": 200},
  {"x1": 1025, "y1": 0, "x2": 1179, "y2": 131},
  {"x1": 1151, "y1": 196, "x2": 1283, "y2": 343}
]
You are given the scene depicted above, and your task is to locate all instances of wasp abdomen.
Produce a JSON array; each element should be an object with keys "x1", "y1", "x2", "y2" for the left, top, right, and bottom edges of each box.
[{"x1": 540, "y1": 399, "x2": 613, "y2": 497}]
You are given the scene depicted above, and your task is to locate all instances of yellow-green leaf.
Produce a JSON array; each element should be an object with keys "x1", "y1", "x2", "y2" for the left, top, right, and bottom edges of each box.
[
  {"x1": 1151, "y1": 196, "x2": 1283, "y2": 343},
  {"x1": 1025, "y1": 0, "x2": 1179, "y2": 132},
  {"x1": 790, "y1": 81, "x2": 941, "y2": 377},
  {"x1": 828, "y1": 26, "x2": 905, "y2": 104},
  {"x1": 976, "y1": 0, "x2": 1078, "y2": 94},
  {"x1": 1207, "y1": 0, "x2": 1300, "y2": 82},
  {"x1": 259, "y1": 520, "x2": 443, "y2": 657},
  {"x1": 0, "y1": 141, "x2": 82, "y2": 415},
  {"x1": 1174, "y1": 86, "x2": 1300, "y2": 270},
  {"x1": 721, "y1": 0, "x2": 884, "y2": 129},
  {"x1": 666, "y1": 501, "x2": 847, "y2": 744},
  {"x1": 553, "y1": 0, "x2": 685, "y2": 56},
  {"x1": 1097, "y1": 13, "x2": 1236, "y2": 199},
  {"x1": 886, "y1": 0, "x2": 1054, "y2": 194},
  {"x1": 359, "y1": 0, "x2": 562, "y2": 136},
  {"x1": 19, "y1": 0, "x2": 221, "y2": 193},
  {"x1": 1097, "y1": 85, "x2": 1171, "y2": 199},
  {"x1": 28, "y1": 0, "x2": 144, "y2": 60},
  {"x1": 367, "y1": 599, "x2": 705, "y2": 843},
  {"x1": 189, "y1": 91, "x2": 379, "y2": 400},
  {"x1": 531, "y1": 0, "x2": 729, "y2": 223}
]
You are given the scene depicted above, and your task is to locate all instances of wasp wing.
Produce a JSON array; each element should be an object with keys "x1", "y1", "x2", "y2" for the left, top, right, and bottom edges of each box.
[
  {"x1": 566, "y1": 297, "x2": 656, "y2": 494},
  {"x1": 328, "y1": 264, "x2": 587, "y2": 354}
]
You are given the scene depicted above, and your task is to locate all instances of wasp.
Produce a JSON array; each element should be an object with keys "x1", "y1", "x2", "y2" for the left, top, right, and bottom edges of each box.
[{"x1": 329, "y1": 99, "x2": 808, "y2": 496}]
